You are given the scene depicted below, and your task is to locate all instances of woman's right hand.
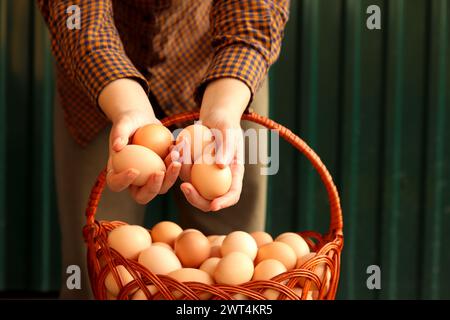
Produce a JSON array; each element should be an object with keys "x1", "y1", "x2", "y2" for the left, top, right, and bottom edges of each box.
[{"x1": 99, "y1": 78, "x2": 181, "y2": 204}]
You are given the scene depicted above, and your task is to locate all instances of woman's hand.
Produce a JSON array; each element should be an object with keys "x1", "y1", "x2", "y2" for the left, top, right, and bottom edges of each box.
[
  {"x1": 99, "y1": 78, "x2": 181, "y2": 204},
  {"x1": 178, "y1": 78, "x2": 251, "y2": 212}
]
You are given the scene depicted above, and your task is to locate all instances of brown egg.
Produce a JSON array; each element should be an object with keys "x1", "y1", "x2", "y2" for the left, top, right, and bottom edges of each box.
[
  {"x1": 253, "y1": 259, "x2": 288, "y2": 300},
  {"x1": 253, "y1": 259, "x2": 287, "y2": 281},
  {"x1": 250, "y1": 231, "x2": 273, "y2": 248},
  {"x1": 221, "y1": 231, "x2": 258, "y2": 260},
  {"x1": 138, "y1": 245, "x2": 181, "y2": 275},
  {"x1": 107, "y1": 225, "x2": 152, "y2": 260},
  {"x1": 199, "y1": 257, "x2": 221, "y2": 277},
  {"x1": 191, "y1": 163, "x2": 232, "y2": 200},
  {"x1": 292, "y1": 287, "x2": 315, "y2": 300},
  {"x1": 214, "y1": 252, "x2": 254, "y2": 285},
  {"x1": 168, "y1": 268, "x2": 213, "y2": 299},
  {"x1": 296, "y1": 253, "x2": 331, "y2": 291},
  {"x1": 131, "y1": 285, "x2": 158, "y2": 300},
  {"x1": 233, "y1": 294, "x2": 249, "y2": 300},
  {"x1": 209, "y1": 235, "x2": 225, "y2": 258},
  {"x1": 132, "y1": 124, "x2": 173, "y2": 158},
  {"x1": 275, "y1": 233, "x2": 310, "y2": 258},
  {"x1": 152, "y1": 242, "x2": 174, "y2": 251},
  {"x1": 210, "y1": 245, "x2": 222, "y2": 258},
  {"x1": 255, "y1": 242, "x2": 297, "y2": 270},
  {"x1": 210, "y1": 235, "x2": 226, "y2": 246},
  {"x1": 207, "y1": 235, "x2": 219, "y2": 243},
  {"x1": 105, "y1": 265, "x2": 135, "y2": 296},
  {"x1": 112, "y1": 145, "x2": 166, "y2": 186},
  {"x1": 106, "y1": 291, "x2": 117, "y2": 300},
  {"x1": 151, "y1": 221, "x2": 183, "y2": 247},
  {"x1": 175, "y1": 231, "x2": 210, "y2": 267},
  {"x1": 176, "y1": 124, "x2": 214, "y2": 162},
  {"x1": 183, "y1": 228, "x2": 202, "y2": 234}
]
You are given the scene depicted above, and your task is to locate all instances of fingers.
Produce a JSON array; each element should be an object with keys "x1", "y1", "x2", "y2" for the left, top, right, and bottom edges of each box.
[
  {"x1": 210, "y1": 163, "x2": 244, "y2": 211},
  {"x1": 159, "y1": 161, "x2": 181, "y2": 194},
  {"x1": 180, "y1": 183, "x2": 211, "y2": 212},
  {"x1": 110, "y1": 118, "x2": 134, "y2": 152},
  {"x1": 179, "y1": 162, "x2": 192, "y2": 182},
  {"x1": 130, "y1": 171, "x2": 165, "y2": 205},
  {"x1": 107, "y1": 169, "x2": 140, "y2": 192},
  {"x1": 214, "y1": 128, "x2": 242, "y2": 169},
  {"x1": 174, "y1": 138, "x2": 192, "y2": 181},
  {"x1": 106, "y1": 158, "x2": 140, "y2": 192}
]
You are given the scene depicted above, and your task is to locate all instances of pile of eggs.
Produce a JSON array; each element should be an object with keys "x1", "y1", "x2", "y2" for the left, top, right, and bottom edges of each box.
[
  {"x1": 104, "y1": 221, "x2": 331, "y2": 300},
  {"x1": 112, "y1": 123, "x2": 232, "y2": 199}
]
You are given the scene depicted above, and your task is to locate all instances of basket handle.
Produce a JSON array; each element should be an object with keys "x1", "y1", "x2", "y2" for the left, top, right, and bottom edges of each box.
[{"x1": 85, "y1": 111, "x2": 343, "y2": 238}]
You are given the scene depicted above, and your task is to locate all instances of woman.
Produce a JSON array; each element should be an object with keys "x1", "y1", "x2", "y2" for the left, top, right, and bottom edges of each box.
[{"x1": 38, "y1": 0, "x2": 289, "y2": 299}]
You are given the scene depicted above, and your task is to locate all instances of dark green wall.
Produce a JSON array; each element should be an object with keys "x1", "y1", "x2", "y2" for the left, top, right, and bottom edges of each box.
[{"x1": 0, "y1": 0, "x2": 449, "y2": 299}]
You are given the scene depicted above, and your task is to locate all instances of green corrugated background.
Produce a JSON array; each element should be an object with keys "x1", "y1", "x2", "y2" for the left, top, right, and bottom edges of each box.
[{"x1": 0, "y1": 0, "x2": 449, "y2": 299}]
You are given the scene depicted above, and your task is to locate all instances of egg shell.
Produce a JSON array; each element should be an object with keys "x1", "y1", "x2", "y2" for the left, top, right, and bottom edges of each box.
[
  {"x1": 250, "y1": 231, "x2": 274, "y2": 248},
  {"x1": 112, "y1": 145, "x2": 166, "y2": 186},
  {"x1": 292, "y1": 287, "x2": 315, "y2": 300},
  {"x1": 107, "y1": 225, "x2": 152, "y2": 260},
  {"x1": 151, "y1": 221, "x2": 183, "y2": 247},
  {"x1": 138, "y1": 245, "x2": 181, "y2": 275},
  {"x1": 191, "y1": 163, "x2": 232, "y2": 200},
  {"x1": 132, "y1": 124, "x2": 173, "y2": 159},
  {"x1": 168, "y1": 268, "x2": 213, "y2": 299},
  {"x1": 106, "y1": 291, "x2": 117, "y2": 300},
  {"x1": 175, "y1": 231, "x2": 210, "y2": 268},
  {"x1": 214, "y1": 252, "x2": 254, "y2": 285},
  {"x1": 131, "y1": 285, "x2": 159, "y2": 300},
  {"x1": 253, "y1": 259, "x2": 287, "y2": 281},
  {"x1": 296, "y1": 253, "x2": 331, "y2": 291},
  {"x1": 210, "y1": 245, "x2": 222, "y2": 258},
  {"x1": 210, "y1": 235, "x2": 225, "y2": 246},
  {"x1": 176, "y1": 124, "x2": 214, "y2": 162},
  {"x1": 182, "y1": 228, "x2": 202, "y2": 234},
  {"x1": 275, "y1": 233, "x2": 310, "y2": 258},
  {"x1": 152, "y1": 242, "x2": 174, "y2": 251},
  {"x1": 233, "y1": 294, "x2": 249, "y2": 300},
  {"x1": 209, "y1": 235, "x2": 225, "y2": 258},
  {"x1": 207, "y1": 235, "x2": 219, "y2": 243},
  {"x1": 221, "y1": 231, "x2": 258, "y2": 260},
  {"x1": 255, "y1": 242, "x2": 297, "y2": 270},
  {"x1": 200, "y1": 257, "x2": 221, "y2": 277},
  {"x1": 252, "y1": 259, "x2": 287, "y2": 300},
  {"x1": 105, "y1": 265, "x2": 135, "y2": 296}
]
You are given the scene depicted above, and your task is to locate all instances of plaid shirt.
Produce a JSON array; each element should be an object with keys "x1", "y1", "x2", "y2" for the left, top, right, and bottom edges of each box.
[{"x1": 38, "y1": 0, "x2": 290, "y2": 147}]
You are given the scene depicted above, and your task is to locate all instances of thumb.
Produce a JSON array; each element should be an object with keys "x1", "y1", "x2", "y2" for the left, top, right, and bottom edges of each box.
[
  {"x1": 110, "y1": 118, "x2": 135, "y2": 152},
  {"x1": 214, "y1": 128, "x2": 234, "y2": 168}
]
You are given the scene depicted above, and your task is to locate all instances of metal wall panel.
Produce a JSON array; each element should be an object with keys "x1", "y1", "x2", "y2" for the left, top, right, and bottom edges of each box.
[{"x1": 0, "y1": 0, "x2": 449, "y2": 299}]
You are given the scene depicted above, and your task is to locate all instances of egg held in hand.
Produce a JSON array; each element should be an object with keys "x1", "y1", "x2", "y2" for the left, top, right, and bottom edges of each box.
[
  {"x1": 112, "y1": 145, "x2": 166, "y2": 186},
  {"x1": 191, "y1": 163, "x2": 232, "y2": 200},
  {"x1": 132, "y1": 124, "x2": 173, "y2": 159},
  {"x1": 176, "y1": 124, "x2": 214, "y2": 162}
]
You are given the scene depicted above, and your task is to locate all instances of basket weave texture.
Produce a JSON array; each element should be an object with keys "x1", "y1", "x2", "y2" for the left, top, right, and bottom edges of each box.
[{"x1": 83, "y1": 111, "x2": 344, "y2": 300}]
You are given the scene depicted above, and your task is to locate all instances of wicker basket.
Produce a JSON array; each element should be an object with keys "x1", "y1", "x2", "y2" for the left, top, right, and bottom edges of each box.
[{"x1": 83, "y1": 111, "x2": 344, "y2": 300}]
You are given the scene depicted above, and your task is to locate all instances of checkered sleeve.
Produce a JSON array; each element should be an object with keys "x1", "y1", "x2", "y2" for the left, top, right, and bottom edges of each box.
[
  {"x1": 195, "y1": 0, "x2": 290, "y2": 106},
  {"x1": 37, "y1": 0, "x2": 148, "y2": 106}
]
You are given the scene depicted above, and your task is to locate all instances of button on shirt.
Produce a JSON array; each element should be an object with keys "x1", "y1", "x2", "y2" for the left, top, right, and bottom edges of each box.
[{"x1": 37, "y1": 0, "x2": 290, "y2": 147}]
